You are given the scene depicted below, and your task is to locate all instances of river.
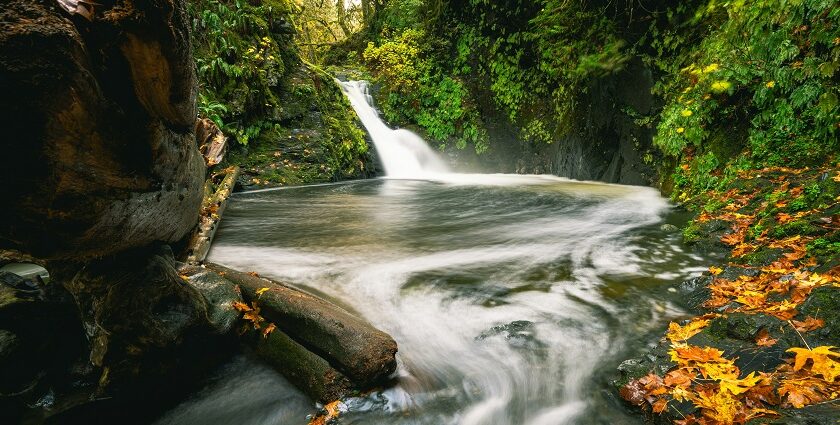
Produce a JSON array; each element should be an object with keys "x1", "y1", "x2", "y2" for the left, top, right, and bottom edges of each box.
[{"x1": 156, "y1": 81, "x2": 711, "y2": 425}]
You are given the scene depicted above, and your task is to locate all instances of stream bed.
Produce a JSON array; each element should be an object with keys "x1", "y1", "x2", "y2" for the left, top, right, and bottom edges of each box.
[{"x1": 158, "y1": 174, "x2": 711, "y2": 425}]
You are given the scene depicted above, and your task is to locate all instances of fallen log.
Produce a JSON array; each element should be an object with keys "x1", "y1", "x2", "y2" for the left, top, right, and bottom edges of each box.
[
  {"x1": 183, "y1": 166, "x2": 239, "y2": 264},
  {"x1": 253, "y1": 325, "x2": 353, "y2": 402},
  {"x1": 205, "y1": 263, "x2": 398, "y2": 388}
]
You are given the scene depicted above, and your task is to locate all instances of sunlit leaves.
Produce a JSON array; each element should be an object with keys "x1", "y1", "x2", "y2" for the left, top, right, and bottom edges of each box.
[
  {"x1": 788, "y1": 346, "x2": 840, "y2": 382},
  {"x1": 667, "y1": 319, "x2": 711, "y2": 342}
]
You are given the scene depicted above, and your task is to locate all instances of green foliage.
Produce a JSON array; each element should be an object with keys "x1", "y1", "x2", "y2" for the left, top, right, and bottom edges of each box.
[
  {"x1": 359, "y1": 0, "x2": 634, "y2": 153},
  {"x1": 650, "y1": 0, "x2": 840, "y2": 168},
  {"x1": 363, "y1": 29, "x2": 487, "y2": 152},
  {"x1": 190, "y1": 0, "x2": 295, "y2": 145},
  {"x1": 191, "y1": 0, "x2": 369, "y2": 184}
]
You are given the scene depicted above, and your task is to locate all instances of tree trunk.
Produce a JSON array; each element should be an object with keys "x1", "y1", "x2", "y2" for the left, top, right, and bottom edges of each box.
[
  {"x1": 336, "y1": 0, "x2": 351, "y2": 37},
  {"x1": 361, "y1": 0, "x2": 371, "y2": 24}
]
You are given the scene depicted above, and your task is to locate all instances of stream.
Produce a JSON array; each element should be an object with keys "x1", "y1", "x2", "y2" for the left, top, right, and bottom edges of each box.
[
  {"x1": 158, "y1": 175, "x2": 710, "y2": 425},
  {"x1": 156, "y1": 82, "x2": 712, "y2": 425}
]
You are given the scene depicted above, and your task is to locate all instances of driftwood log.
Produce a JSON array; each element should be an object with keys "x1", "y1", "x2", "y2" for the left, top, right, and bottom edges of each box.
[
  {"x1": 202, "y1": 263, "x2": 398, "y2": 400},
  {"x1": 183, "y1": 166, "x2": 239, "y2": 264}
]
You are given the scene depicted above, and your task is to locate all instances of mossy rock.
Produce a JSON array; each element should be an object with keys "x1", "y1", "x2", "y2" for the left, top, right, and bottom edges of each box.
[{"x1": 798, "y1": 286, "x2": 840, "y2": 347}]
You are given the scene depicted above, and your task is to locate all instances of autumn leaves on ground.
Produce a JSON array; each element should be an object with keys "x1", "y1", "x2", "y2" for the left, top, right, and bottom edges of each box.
[{"x1": 621, "y1": 167, "x2": 840, "y2": 424}]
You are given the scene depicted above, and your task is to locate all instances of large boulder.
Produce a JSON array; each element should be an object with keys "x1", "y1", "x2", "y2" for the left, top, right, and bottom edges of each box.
[{"x1": 0, "y1": 0, "x2": 204, "y2": 259}]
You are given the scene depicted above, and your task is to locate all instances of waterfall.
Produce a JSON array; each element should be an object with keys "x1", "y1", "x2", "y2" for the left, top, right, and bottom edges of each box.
[{"x1": 339, "y1": 80, "x2": 450, "y2": 178}]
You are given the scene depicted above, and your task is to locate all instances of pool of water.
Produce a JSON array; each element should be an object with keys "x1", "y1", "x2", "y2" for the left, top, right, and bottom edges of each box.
[{"x1": 157, "y1": 174, "x2": 710, "y2": 425}]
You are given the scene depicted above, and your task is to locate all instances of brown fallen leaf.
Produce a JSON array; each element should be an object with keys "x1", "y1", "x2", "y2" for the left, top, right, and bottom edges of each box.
[
  {"x1": 755, "y1": 329, "x2": 778, "y2": 347},
  {"x1": 791, "y1": 317, "x2": 825, "y2": 332}
]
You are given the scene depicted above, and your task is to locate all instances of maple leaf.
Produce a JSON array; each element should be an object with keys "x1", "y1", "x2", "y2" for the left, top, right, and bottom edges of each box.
[
  {"x1": 620, "y1": 379, "x2": 647, "y2": 406},
  {"x1": 308, "y1": 401, "x2": 343, "y2": 425},
  {"x1": 247, "y1": 271, "x2": 261, "y2": 277},
  {"x1": 667, "y1": 319, "x2": 710, "y2": 342},
  {"x1": 755, "y1": 329, "x2": 778, "y2": 347},
  {"x1": 256, "y1": 287, "x2": 271, "y2": 297},
  {"x1": 697, "y1": 361, "x2": 740, "y2": 381},
  {"x1": 791, "y1": 317, "x2": 824, "y2": 332},
  {"x1": 709, "y1": 266, "x2": 724, "y2": 275},
  {"x1": 671, "y1": 345, "x2": 727, "y2": 365},
  {"x1": 787, "y1": 346, "x2": 840, "y2": 381},
  {"x1": 232, "y1": 301, "x2": 253, "y2": 312},
  {"x1": 719, "y1": 372, "x2": 763, "y2": 395},
  {"x1": 731, "y1": 242, "x2": 757, "y2": 257},
  {"x1": 778, "y1": 377, "x2": 827, "y2": 408},
  {"x1": 721, "y1": 232, "x2": 744, "y2": 246},
  {"x1": 776, "y1": 212, "x2": 793, "y2": 224},
  {"x1": 665, "y1": 368, "x2": 695, "y2": 387},
  {"x1": 691, "y1": 388, "x2": 742, "y2": 424}
]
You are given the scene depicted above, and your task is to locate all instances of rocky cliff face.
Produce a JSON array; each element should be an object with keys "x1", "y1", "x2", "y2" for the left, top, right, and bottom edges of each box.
[
  {"x1": 453, "y1": 60, "x2": 657, "y2": 186},
  {"x1": 0, "y1": 0, "x2": 205, "y2": 259}
]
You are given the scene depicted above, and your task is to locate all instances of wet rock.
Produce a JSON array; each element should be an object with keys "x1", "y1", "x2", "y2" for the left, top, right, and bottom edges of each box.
[
  {"x1": 798, "y1": 286, "x2": 840, "y2": 347},
  {"x1": 477, "y1": 320, "x2": 547, "y2": 352},
  {"x1": 0, "y1": 0, "x2": 204, "y2": 260},
  {"x1": 769, "y1": 403, "x2": 840, "y2": 424},
  {"x1": 0, "y1": 271, "x2": 83, "y2": 418},
  {"x1": 659, "y1": 223, "x2": 678, "y2": 232}
]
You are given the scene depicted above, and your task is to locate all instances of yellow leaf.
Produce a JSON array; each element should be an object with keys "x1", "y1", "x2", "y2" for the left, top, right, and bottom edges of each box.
[
  {"x1": 787, "y1": 346, "x2": 840, "y2": 381},
  {"x1": 709, "y1": 266, "x2": 723, "y2": 275},
  {"x1": 667, "y1": 319, "x2": 710, "y2": 342},
  {"x1": 690, "y1": 388, "x2": 741, "y2": 424},
  {"x1": 256, "y1": 287, "x2": 271, "y2": 297},
  {"x1": 719, "y1": 372, "x2": 763, "y2": 395}
]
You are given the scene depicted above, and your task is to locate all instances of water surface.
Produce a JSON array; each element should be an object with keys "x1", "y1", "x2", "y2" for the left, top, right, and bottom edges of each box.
[{"x1": 159, "y1": 175, "x2": 709, "y2": 425}]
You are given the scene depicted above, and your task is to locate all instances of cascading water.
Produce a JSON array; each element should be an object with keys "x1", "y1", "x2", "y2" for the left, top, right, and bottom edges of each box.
[{"x1": 339, "y1": 80, "x2": 450, "y2": 178}]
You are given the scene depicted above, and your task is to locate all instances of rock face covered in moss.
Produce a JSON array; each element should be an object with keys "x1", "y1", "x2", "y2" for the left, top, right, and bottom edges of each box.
[
  {"x1": 0, "y1": 0, "x2": 205, "y2": 259},
  {"x1": 190, "y1": 0, "x2": 372, "y2": 187}
]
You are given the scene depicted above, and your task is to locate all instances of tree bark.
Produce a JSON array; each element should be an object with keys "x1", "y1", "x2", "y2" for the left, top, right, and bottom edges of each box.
[{"x1": 336, "y1": 0, "x2": 351, "y2": 37}]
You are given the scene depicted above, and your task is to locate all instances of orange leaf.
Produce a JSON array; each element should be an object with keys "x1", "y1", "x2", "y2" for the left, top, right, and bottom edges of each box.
[
  {"x1": 262, "y1": 323, "x2": 276, "y2": 338},
  {"x1": 232, "y1": 301, "x2": 252, "y2": 312}
]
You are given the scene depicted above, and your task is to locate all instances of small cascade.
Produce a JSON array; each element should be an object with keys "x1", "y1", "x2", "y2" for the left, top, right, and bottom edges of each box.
[{"x1": 339, "y1": 80, "x2": 450, "y2": 178}]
